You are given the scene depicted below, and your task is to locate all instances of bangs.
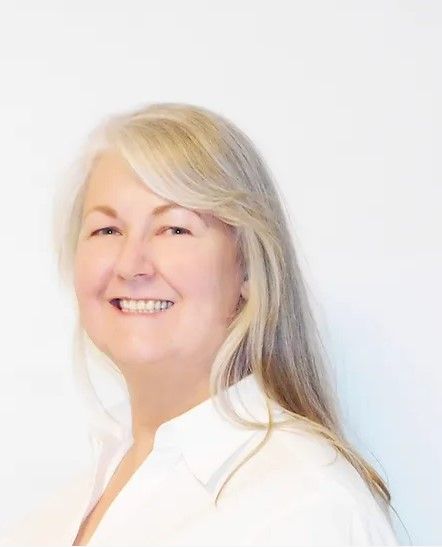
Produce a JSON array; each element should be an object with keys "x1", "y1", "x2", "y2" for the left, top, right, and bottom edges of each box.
[{"x1": 103, "y1": 120, "x2": 249, "y2": 230}]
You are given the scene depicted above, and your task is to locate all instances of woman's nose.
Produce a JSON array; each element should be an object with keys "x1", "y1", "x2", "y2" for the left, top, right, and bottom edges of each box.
[{"x1": 113, "y1": 238, "x2": 156, "y2": 280}]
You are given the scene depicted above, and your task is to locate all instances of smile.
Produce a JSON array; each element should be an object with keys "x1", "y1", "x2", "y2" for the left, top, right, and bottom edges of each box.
[{"x1": 110, "y1": 299, "x2": 175, "y2": 314}]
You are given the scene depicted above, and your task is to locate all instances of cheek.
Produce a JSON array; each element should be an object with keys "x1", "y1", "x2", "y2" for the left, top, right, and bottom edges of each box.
[
  {"x1": 175, "y1": 248, "x2": 240, "y2": 309},
  {"x1": 73, "y1": 248, "x2": 110, "y2": 300}
]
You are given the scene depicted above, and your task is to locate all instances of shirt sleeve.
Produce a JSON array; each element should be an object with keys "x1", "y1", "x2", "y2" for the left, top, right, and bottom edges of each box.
[{"x1": 249, "y1": 494, "x2": 399, "y2": 547}]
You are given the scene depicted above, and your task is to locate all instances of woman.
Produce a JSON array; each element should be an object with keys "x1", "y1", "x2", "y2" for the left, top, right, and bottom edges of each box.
[{"x1": 0, "y1": 103, "x2": 401, "y2": 546}]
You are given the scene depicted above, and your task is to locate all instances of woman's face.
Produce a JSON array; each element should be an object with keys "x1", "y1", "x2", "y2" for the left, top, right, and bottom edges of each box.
[{"x1": 74, "y1": 149, "x2": 247, "y2": 375}]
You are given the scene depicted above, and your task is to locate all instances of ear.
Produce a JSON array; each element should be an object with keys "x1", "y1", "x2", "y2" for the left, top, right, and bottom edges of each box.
[{"x1": 240, "y1": 278, "x2": 249, "y2": 301}]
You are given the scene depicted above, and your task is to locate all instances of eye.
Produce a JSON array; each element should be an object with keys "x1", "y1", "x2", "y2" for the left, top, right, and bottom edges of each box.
[
  {"x1": 91, "y1": 226, "x2": 121, "y2": 236},
  {"x1": 163, "y1": 226, "x2": 192, "y2": 236}
]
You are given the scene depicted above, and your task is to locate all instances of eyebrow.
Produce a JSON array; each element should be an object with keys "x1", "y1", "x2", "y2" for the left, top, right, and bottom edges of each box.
[{"x1": 83, "y1": 203, "x2": 207, "y2": 224}]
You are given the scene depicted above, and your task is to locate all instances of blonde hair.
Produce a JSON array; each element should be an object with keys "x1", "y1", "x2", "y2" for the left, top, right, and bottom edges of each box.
[{"x1": 52, "y1": 102, "x2": 401, "y2": 526}]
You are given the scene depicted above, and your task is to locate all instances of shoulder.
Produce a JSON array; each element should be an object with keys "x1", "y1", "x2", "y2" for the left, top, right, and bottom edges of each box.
[
  {"x1": 248, "y1": 488, "x2": 399, "y2": 546},
  {"x1": 233, "y1": 425, "x2": 399, "y2": 545},
  {"x1": 255, "y1": 424, "x2": 379, "y2": 502}
]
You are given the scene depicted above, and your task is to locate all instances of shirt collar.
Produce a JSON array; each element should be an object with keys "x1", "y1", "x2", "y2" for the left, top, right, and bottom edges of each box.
[{"x1": 87, "y1": 372, "x2": 287, "y2": 502}]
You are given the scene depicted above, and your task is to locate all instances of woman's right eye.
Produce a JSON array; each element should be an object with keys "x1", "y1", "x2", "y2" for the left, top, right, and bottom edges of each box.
[{"x1": 90, "y1": 227, "x2": 120, "y2": 236}]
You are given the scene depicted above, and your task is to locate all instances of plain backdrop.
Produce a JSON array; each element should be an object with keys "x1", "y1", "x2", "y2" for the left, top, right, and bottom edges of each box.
[{"x1": 0, "y1": 1, "x2": 440, "y2": 544}]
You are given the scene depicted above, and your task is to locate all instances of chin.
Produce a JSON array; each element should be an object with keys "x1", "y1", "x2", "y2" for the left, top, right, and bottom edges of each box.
[{"x1": 108, "y1": 348, "x2": 169, "y2": 371}]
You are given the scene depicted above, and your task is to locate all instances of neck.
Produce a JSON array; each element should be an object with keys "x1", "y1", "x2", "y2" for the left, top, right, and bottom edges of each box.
[{"x1": 122, "y1": 357, "x2": 212, "y2": 454}]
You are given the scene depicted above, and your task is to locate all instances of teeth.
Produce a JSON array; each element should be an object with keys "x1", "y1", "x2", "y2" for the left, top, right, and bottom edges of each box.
[{"x1": 119, "y1": 299, "x2": 174, "y2": 313}]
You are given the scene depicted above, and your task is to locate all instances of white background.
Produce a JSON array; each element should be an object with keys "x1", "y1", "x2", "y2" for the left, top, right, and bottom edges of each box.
[{"x1": 0, "y1": 1, "x2": 440, "y2": 544}]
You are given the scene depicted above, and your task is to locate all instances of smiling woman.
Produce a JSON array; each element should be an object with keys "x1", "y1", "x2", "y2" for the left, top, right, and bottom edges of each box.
[{"x1": 0, "y1": 103, "x2": 400, "y2": 546}]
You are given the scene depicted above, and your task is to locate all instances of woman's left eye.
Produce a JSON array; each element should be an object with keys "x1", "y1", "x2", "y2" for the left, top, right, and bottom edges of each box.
[
  {"x1": 163, "y1": 226, "x2": 192, "y2": 236},
  {"x1": 91, "y1": 226, "x2": 120, "y2": 236}
]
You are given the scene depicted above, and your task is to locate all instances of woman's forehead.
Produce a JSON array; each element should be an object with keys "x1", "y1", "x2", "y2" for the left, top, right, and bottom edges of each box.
[{"x1": 83, "y1": 149, "x2": 238, "y2": 237}]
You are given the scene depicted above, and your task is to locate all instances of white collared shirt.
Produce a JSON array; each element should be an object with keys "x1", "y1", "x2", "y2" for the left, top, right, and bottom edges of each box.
[{"x1": 0, "y1": 373, "x2": 399, "y2": 546}]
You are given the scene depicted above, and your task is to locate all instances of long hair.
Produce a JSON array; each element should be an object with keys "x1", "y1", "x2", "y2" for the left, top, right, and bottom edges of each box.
[{"x1": 52, "y1": 102, "x2": 398, "y2": 521}]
